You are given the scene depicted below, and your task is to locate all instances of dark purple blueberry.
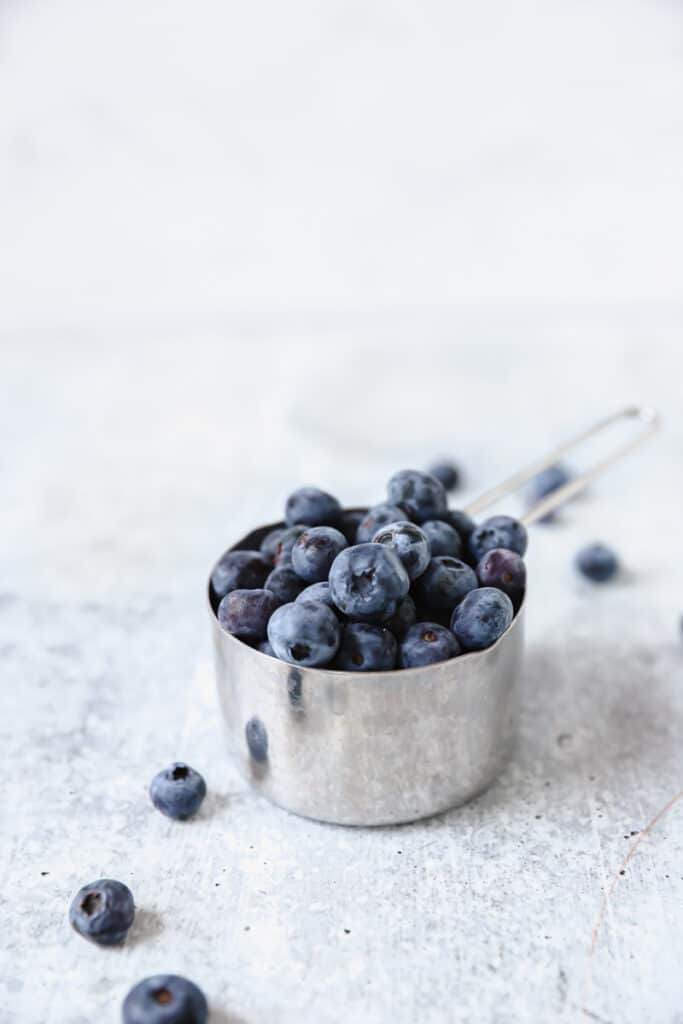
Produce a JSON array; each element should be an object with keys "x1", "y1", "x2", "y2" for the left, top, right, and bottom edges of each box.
[
  {"x1": 399, "y1": 622, "x2": 460, "y2": 668},
  {"x1": 386, "y1": 469, "x2": 448, "y2": 524},
  {"x1": 328, "y1": 543, "x2": 410, "y2": 621},
  {"x1": 273, "y1": 525, "x2": 308, "y2": 567},
  {"x1": 209, "y1": 549, "x2": 270, "y2": 602},
  {"x1": 421, "y1": 519, "x2": 463, "y2": 559},
  {"x1": 575, "y1": 542, "x2": 619, "y2": 582},
  {"x1": 149, "y1": 762, "x2": 207, "y2": 820},
  {"x1": 413, "y1": 556, "x2": 478, "y2": 612},
  {"x1": 528, "y1": 463, "x2": 571, "y2": 523},
  {"x1": 265, "y1": 566, "x2": 306, "y2": 604},
  {"x1": 69, "y1": 879, "x2": 135, "y2": 946},
  {"x1": 335, "y1": 622, "x2": 397, "y2": 671},
  {"x1": 285, "y1": 486, "x2": 342, "y2": 527},
  {"x1": 451, "y1": 587, "x2": 513, "y2": 651},
  {"x1": 469, "y1": 515, "x2": 528, "y2": 563},
  {"x1": 427, "y1": 459, "x2": 460, "y2": 492},
  {"x1": 122, "y1": 974, "x2": 208, "y2": 1024},
  {"x1": 296, "y1": 581, "x2": 340, "y2": 615},
  {"x1": 355, "y1": 503, "x2": 406, "y2": 543},
  {"x1": 339, "y1": 508, "x2": 366, "y2": 544},
  {"x1": 383, "y1": 594, "x2": 417, "y2": 638},
  {"x1": 443, "y1": 508, "x2": 476, "y2": 540},
  {"x1": 260, "y1": 527, "x2": 286, "y2": 565},
  {"x1": 217, "y1": 588, "x2": 281, "y2": 641},
  {"x1": 267, "y1": 600, "x2": 341, "y2": 667},
  {"x1": 291, "y1": 526, "x2": 348, "y2": 583},
  {"x1": 476, "y1": 547, "x2": 526, "y2": 610},
  {"x1": 372, "y1": 521, "x2": 431, "y2": 581}
]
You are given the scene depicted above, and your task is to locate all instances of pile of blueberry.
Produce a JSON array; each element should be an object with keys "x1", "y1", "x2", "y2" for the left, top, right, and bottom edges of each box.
[{"x1": 210, "y1": 468, "x2": 528, "y2": 670}]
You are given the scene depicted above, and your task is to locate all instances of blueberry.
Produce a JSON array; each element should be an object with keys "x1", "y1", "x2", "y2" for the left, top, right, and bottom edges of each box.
[
  {"x1": 339, "y1": 508, "x2": 366, "y2": 544},
  {"x1": 387, "y1": 469, "x2": 448, "y2": 524},
  {"x1": 273, "y1": 525, "x2": 308, "y2": 567},
  {"x1": 451, "y1": 587, "x2": 514, "y2": 651},
  {"x1": 122, "y1": 975, "x2": 208, "y2": 1024},
  {"x1": 260, "y1": 527, "x2": 285, "y2": 565},
  {"x1": 258, "y1": 640, "x2": 276, "y2": 657},
  {"x1": 421, "y1": 519, "x2": 463, "y2": 559},
  {"x1": 355, "y1": 503, "x2": 406, "y2": 543},
  {"x1": 217, "y1": 588, "x2": 281, "y2": 640},
  {"x1": 285, "y1": 487, "x2": 341, "y2": 527},
  {"x1": 69, "y1": 878, "x2": 135, "y2": 945},
  {"x1": 336, "y1": 622, "x2": 397, "y2": 671},
  {"x1": 528, "y1": 464, "x2": 571, "y2": 523},
  {"x1": 427, "y1": 460, "x2": 460, "y2": 493},
  {"x1": 476, "y1": 548, "x2": 526, "y2": 610},
  {"x1": 413, "y1": 556, "x2": 478, "y2": 611},
  {"x1": 400, "y1": 622, "x2": 461, "y2": 668},
  {"x1": 469, "y1": 515, "x2": 528, "y2": 563},
  {"x1": 149, "y1": 762, "x2": 207, "y2": 820},
  {"x1": 383, "y1": 594, "x2": 417, "y2": 638},
  {"x1": 245, "y1": 717, "x2": 268, "y2": 762},
  {"x1": 329, "y1": 543, "x2": 410, "y2": 621},
  {"x1": 267, "y1": 600, "x2": 341, "y2": 666},
  {"x1": 291, "y1": 526, "x2": 348, "y2": 582},
  {"x1": 372, "y1": 521, "x2": 431, "y2": 581},
  {"x1": 296, "y1": 581, "x2": 340, "y2": 615},
  {"x1": 264, "y1": 566, "x2": 305, "y2": 604},
  {"x1": 575, "y1": 542, "x2": 619, "y2": 582},
  {"x1": 443, "y1": 508, "x2": 476, "y2": 540},
  {"x1": 210, "y1": 550, "x2": 270, "y2": 603}
]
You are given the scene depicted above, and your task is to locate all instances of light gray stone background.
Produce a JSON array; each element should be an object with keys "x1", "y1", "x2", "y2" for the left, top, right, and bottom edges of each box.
[{"x1": 1, "y1": 3, "x2": 683, "y2": 1023}]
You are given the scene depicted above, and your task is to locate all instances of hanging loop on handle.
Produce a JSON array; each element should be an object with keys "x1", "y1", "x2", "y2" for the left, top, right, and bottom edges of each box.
[{"x1": 465, "y1": 406, "x2": 660, "y2": 526}]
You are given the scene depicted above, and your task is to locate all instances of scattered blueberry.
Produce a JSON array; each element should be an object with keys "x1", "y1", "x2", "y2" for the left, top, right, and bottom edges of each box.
[
  {"x1": 372, "y1": 521, "x2": 431, "y2": 581},
  {"x1": 476, "y1": 548, "x2": 526, "y2": 610},
  {"x1": 122, "y1": 975, "x2": 208, "y2": 1024},
  {"x1": 285, "y1": 487, "x2": 341, "y2": 527},
  {"x1": 575, "y1": 542, "x2": 619, "y2": 582},
  {"x1": 296, "y1": 581, "x2": 340, "y2": 615},
  {"x1": 383, "y1": 594, "x2": 417, "y2": 638},
  {"x1": 264, "y1": 566, "x2": 305, "y2": 604},
  {"x1": 339, "y1": 508, "x2": 366, "y2": 544},
  {"x1": 451, "y1": 587, "x2": 514, "y2": 651},
  {"x1": 469, "y1": 515, "x2": 528, "y2": 562},
  {"x1": 528, "y1": 464, "x2": 571, "y2": 522},
  {"x1": 245, "y1": 717, "x2": 269, "y2": 762},
  {"x1": 210, "y1": 549, "x2": 270, "y2": 603},
  {"x1": 267, "y1": 600, "x2": 341, "y2": 666},
  {"x1": 149, "y1": 763, "x2": 207, "y2": 820},
  {"x1": 218, "y1": 588, "x2": 281, "y2": 640},
  {"x1": 273, "y1": 525, "x2": 308, "y2": 567},
  {"x1": 260, "y1": 526, "x2": 286, "y2": 565},
  {"x1": 356, "y1": 503, "x2": 406, "y2": 543},
  {"x1": 428, "y1": 459, "x2": 460, "y2": 492},
  {"x1": 413, "y1": 556, "x2": 478, "y2": 611},
  {"x1": 69, "y1": 878, "x2": 135, "y2": 946},
  {"x1": 443, "y1": 508, "x2": 476, "y2": 540},
  {"x1": 400, "y1": 622, "x2": 461, "y2": 668},
  {"x1": 421, "y1": 519, "x2": 463, "y2": 559},
  {"x1": 336, "y1": 622, "x2": 397, "y2": 671},
  {"x1": 291, "y1": 526, "x2": 348, "y2": 582},
  {"x1": 329, "y1": 543, "x2": 410, "y2": 621},
  {"x1": 387, "y1": 469, "x2": 448, "y2": 523}
]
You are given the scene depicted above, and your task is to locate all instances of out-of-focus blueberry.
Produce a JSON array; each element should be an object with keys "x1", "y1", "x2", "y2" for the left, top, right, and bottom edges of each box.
[
  {"x1": 427, "y1": 460, "x2": 460, "y2": 492},
  {"x1": 372, "y1": 521, "x2": 431, "y2": 581},
  {"x1": 413, "y1": 556, "x2": 478, "y2": 611},
  {"x1": 69, "y1": 879, "x2": 135, "y2": 946},
  {"x1": 296, "y1": 581, "x2": 340, "y2": 615},
  {"x1": 476, "y1": 547, "x2": 526, "y2": 610},
  {"x1": 356, "y1": 503, "x2": 406, "y2": 543},
  {"x1": 421, "y1": 519, "x2": 463, "y2": 559},
  {"x1": 210, "y1": 550, "x2": 270, "y2": 603},
  {"x1": 575, "y1": 543, "x2": 619, "y2": 582},
  {"x1": 528, "y1": 463, "x2": 571, "y2": 523},
  {"x1": 217, "y1": 588, "x2": 281, "y2": 640},
  {"x1": 329, "y1": 544, "x2": 410, "y2": 621},
  {"x1": 469, "y1": 515, "x2": 528, "y2": 562},
  {"x1": 335, "y1": 622, "x2": 397, "y2": 671},
  {"x1": 451, "y1": 587, "x2": 514, "y2": 651},
  {"x1": 149, "y1": 762, "x2": 207, "y2": 820},
  {"x1": 265, "y1": 566, "x2": 306, "y2": 604},
  {"x1": 273, "y1": 525, "x2": 308, "y2": 567},
  {"x1": 267, "y1": 601, "x2": 341, "y2": 667},
  {"x1": 285, "y1": 487, "x2": 342, "y2": 527},
  {"x1": 291, "y1": 526, "x2": 348, "y2": 583},
  {"x1": 122, "y1": 974, "x2": 208, "y2": 1024},
  {"x1": 387, "y1": 469, "x2": 448, "y2": 523},
  {"x1": 399, "y1": 622, "x2": 461, "y2": 668},
  {"x1": 383, "y1": 594, "x2": 417, "y2": 638},
  {"x1": 339, "y1": 509, "x2": 366, "y2": 545}
]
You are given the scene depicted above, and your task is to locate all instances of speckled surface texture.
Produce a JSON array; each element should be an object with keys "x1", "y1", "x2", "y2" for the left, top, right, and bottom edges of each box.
[{"x1": 1, "y1": 327, "x2": 682, "y2": 1023}]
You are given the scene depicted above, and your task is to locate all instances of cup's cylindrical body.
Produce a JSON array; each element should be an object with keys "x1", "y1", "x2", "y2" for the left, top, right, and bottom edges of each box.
[{"x1": 210, "y1": 525, "x2": 525, "y2": 827}]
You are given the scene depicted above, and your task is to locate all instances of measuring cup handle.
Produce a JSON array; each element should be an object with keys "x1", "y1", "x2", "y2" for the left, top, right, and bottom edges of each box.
[{"x1": 464, "y1": 405, "x2": 660, "y2": 525}]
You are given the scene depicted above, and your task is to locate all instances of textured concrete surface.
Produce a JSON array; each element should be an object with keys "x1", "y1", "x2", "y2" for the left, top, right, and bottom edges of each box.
[{"x1": 1, "y1": 326, "x2": 682, "y2": 1023}]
